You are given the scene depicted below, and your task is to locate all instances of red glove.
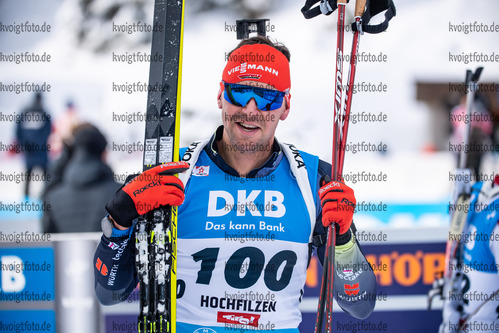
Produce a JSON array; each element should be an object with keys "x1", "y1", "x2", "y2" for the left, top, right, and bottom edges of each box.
[
  {"x1": 106, "y1": 161, "x2": 189, "y2": 228},
  {"x1": 318, "y1": 176, "x2": 356, "y2": 235}
]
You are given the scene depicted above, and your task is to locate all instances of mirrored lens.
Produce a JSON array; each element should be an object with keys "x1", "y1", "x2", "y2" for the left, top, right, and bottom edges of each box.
[{"x1": 224, "y1": 83, "x2": 285, "y2": 111}]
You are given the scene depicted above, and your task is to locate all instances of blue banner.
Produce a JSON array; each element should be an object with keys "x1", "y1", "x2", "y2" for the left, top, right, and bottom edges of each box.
[
  {"x1": 0, "y1": 310, "x2": 55, "y2": 333},
  {"x1": 0, "y1": 247, "x2": 54, "y2": 302}
]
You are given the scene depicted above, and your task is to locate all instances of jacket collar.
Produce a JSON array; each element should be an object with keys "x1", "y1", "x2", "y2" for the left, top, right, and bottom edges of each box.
[{"x1": 204, "y1": 125, "x2": 283, "y2": 178}]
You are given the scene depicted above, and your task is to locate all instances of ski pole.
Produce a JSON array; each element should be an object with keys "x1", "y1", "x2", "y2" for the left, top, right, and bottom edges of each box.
[
  {"x1": 328, "y1": 2, "x2": 369, "y2": 331},
  {"x1": 302, "y1": 0, "x2": 395, "y2": 330},
  {"x1": 337, "y1": 0, "x2": 366, "y2": 172},
  {"x1": 315, "y1": 0, "x2": 367, "y2": 331},
  {"x1": 314, "y1": 4, "x2": 347, "y2": 333}
]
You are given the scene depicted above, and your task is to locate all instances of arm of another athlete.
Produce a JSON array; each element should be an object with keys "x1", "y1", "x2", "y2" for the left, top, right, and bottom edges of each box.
[
  {"x1": 489, "y1": 179, "x2": 499, "y2": 272},
  {"x1": 490, "y1": 223, "x2": 499, "y2": 277}
]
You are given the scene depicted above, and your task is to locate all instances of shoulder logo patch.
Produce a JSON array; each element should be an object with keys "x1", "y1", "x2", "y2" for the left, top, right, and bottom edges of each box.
[{"x1": 193, "y1": 166, "x2": 210, "y2": 176}]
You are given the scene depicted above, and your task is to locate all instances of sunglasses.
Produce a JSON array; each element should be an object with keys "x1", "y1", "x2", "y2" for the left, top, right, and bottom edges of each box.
[{"x1": 223, "y1": 82, "x2": 286, "y2": 111}]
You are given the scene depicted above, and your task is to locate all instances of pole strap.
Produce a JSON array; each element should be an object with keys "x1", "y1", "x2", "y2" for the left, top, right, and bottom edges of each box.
[
  {"x1": 301, "y1": 0, "x2": 342, "y2": 19},
  {"x1": 351, "y1": 0, "x2": 396, "y2": 34}
]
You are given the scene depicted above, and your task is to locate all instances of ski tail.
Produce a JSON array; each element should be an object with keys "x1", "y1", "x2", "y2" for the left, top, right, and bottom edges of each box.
[
  {"x1": 448, "y1": 67, "x2": 483, "y2": 278},
  {"x1": 170, "y1": 3, "x2": 186, "y2": 330},
  {"x1": 137, "y1": 0, "x2": 185, "y2": 332},
  {"x1": 427, "y1": 67, "x2": 484, "y2": 311},
  {"x1": 460, "y1": 67, "x2": 483, "y2": 170}
]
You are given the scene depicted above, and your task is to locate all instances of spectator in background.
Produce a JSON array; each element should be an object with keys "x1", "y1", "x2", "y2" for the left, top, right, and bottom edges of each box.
[
  {"x1": 42, "y1": 100, "x2": 81, "y2": 198},
  {"x1": 42, "y1": 118, "x2": 78, "y2": 199},
  {"x1": 48, "y1": 99, "x2": 80, "y2": 158},
  {"x1": 43, "y1": 123, "x2": 121, "y2": 233},
  {"x1": 449, "y1": 93, "x2": 493, "y2": 180},
  {"x1": 16, "y1": 92, "x2": 52, "y2": 199}
]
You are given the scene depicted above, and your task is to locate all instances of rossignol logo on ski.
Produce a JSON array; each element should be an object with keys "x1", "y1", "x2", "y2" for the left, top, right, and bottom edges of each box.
[{"x1": 217, "y1": 311, "x2": 260, "y2": 327}]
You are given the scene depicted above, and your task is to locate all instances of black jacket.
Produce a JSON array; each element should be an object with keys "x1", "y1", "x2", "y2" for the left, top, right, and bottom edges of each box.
[
  {"x1": 15, "y1": 100, "x2": 52, "y2": 169},
  {"x1": 43, "y1": 149, "x2": 121, "y2": 232}
]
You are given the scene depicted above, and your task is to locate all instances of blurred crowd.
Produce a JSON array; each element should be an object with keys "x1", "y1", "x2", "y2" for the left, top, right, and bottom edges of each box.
[{"x1": 14, "y1": 92, "x2": 120, "y2": 232}]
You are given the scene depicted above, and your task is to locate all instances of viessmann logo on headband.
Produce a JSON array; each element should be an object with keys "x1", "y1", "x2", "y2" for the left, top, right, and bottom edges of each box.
[
  {"x1": 222, "y1": 44, "x2": 291, "y2": 93},
  {"x1": 227, "y1": 62, "x2": 279, "y2": 77}
]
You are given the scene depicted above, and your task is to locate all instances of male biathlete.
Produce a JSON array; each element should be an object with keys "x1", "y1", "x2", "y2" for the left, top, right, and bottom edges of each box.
[{"x1": 94, "y1": 36, "x2": 376, "y2": 332}]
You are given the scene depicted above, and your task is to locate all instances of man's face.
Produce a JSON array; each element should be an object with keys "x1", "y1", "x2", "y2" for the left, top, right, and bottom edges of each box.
[{"x1": 217, "y1": 81, "x2": 290, "y2": 154}]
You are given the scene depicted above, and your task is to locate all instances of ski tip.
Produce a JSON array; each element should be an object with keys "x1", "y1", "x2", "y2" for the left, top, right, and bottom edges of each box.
[
  {"x1": 472, "y1": 67, "x2": 484, "y2": 82},
  {"x1": 465, "y1": 70, "x2": 472, "y2": 85}
]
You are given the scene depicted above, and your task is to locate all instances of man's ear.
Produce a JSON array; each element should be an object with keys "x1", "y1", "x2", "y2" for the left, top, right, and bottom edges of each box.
[
  {"x1": 279, "y1": 100, "x2": 290, "y2": 121},
  {"x1": 217, "y1": 85, "x2": 223, "y2": 109},
  {"x1": 217, "y1": 95, "x2": 223, "y2": 109}
]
